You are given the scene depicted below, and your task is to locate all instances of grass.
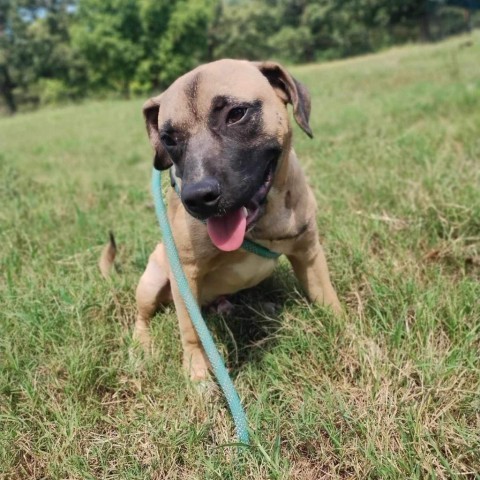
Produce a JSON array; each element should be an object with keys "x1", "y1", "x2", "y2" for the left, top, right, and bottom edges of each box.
[{"x1": 1, "y1": 33, "x2": 479, "y2": 479}]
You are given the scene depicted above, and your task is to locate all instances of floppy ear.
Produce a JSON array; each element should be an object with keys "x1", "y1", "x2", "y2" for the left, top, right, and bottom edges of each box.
[
  {"x1": 143, "y1": 94, "x2": 172, "y2": 170},
  {"x1": 254, "y1": 61, "x2": 313, "y2": 138}
]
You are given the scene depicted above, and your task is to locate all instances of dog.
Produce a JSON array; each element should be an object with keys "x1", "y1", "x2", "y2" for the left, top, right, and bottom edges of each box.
[{"x1": 135, "y1": 59, "x2": 341, "y2": 380}]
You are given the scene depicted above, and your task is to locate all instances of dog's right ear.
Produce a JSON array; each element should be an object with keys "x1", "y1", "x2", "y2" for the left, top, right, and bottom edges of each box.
[{"x1": 143, "y1": 94, "x2": 172, "y2": 170}]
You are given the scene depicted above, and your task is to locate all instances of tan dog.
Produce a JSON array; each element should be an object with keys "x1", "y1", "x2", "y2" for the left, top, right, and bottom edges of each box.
[{"x1": 135, "y1": 59, "x2": 341, "y2": 380}]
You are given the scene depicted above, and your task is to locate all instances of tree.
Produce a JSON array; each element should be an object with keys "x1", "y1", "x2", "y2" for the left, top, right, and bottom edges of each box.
[
  {"x1": 0, "y1": 0, "x2": 35, "y2": 113},
  {"x1": 72, "y1": 0, "x2": 143, "y2": 96},
  {"x1": 142, "y1": 0, "x2": 216, "y2": 90},
  {"x1": 72, "y1": 0, "x2": 216, "y2": 96},
  {"x1": 134, "y1": 0, "x2": 176, "y2": 92},
  {"x1": 0, "y1": 0, "x2": 80, "y2": 113},
  {"x1": 210, "y1": 1, "x2": 278, "y2": 60},
  {"x1": 1, "y1": 0, "x2": 476, "y2": 114}
]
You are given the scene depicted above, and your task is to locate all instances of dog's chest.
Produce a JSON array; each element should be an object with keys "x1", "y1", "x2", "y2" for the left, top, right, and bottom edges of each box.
[{"x1": 201, "y1": 254, "x2": 276, "y2": 303}]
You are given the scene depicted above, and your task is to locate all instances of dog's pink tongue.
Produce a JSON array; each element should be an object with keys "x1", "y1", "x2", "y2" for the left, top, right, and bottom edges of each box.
[{"x1": 206, "y1": 208, "x2": 247, "y2": 252}]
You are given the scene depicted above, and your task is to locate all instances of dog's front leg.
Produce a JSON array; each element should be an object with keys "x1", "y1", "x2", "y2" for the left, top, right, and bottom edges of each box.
[
  {"x1": 134, "y1": 243, "x2": 172, "y2": 350},
  {"x1": 288, "y1": 233, "x2": 342, "y2": 314},
  {"x1": 170, "y1": 270, "x2": 210, "y2": 381}
]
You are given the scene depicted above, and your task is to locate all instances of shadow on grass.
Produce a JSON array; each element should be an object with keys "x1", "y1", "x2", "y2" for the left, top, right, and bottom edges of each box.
[{"x1": 204, "y1": 263, "x2": 302, "y2": 371}]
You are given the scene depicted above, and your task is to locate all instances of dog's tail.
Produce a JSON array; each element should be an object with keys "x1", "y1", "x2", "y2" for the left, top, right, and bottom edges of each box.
[{"x1": 98, "y1": 231, "x2": 117, "y2": 278}]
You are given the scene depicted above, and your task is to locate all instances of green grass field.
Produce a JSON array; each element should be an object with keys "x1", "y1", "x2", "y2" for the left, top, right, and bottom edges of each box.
[{"x1": 1, "y1": 34, "x2": 479, "y2": 479}]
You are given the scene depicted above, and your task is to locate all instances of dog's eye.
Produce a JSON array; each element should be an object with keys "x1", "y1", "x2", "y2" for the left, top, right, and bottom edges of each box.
[
  {"x1": 226, "y1": 107, "x2": 247, "y2": 125},
  {"x1": 161, "y1": 133, "x2": 177, "y2": 147}
]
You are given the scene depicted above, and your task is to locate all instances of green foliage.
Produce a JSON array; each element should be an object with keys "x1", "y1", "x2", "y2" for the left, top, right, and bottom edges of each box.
[
  {"x1": 0, "y1": 0, "x2": 87, "y2": 112},
  {"x1": 155, "y1": 0, "x2": 216, "y2": 87},
  {"x1": 211, "y1": 0, "x2": 477, "y2": 63},
  {"x1": 72, "y1": 0, "x2": 142, "y2": 94},
  {"x1": 72, "y1": 0, "x2": 143, "y2": 95},
  {"x1": 211, "y1": 1, "x2": 278, "y2": 60},
  {"x1": 270, "y1": 25, "x2": 315, "y2": 63},
  {"x1": 70, "y1": 0, "x2": 215, "y2": 95},
  {"x1": 0, "y1": 0, "x2": 478, "y2": 113},
  {"x1": 132, "y1": 0, "x2": 176, "y2": 93}
]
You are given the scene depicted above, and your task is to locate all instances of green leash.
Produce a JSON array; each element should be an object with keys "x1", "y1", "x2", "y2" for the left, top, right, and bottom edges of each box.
[{"x1": 151, "y1": 168, "x2": 250, "y2": 444}]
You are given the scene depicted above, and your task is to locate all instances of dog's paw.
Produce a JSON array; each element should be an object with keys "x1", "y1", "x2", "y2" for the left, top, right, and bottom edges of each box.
[
  {"x1": 132, "y1": 324, "x2": 152, "y2": 353},
  {"x1": 194, "y1": 380, "x2": 220, "y2": 401},
  {"x1": 183, "y1": 348, "x2": 210, "y2": 382}
]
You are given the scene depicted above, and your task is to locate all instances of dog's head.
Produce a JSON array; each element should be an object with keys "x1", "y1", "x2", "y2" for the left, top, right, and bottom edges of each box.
[{"x1": 143, "y1": 59, "x2": 312, "y2": 251}]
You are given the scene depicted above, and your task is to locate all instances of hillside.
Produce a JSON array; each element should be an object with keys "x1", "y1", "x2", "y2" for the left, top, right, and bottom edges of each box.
[{"x1": 1, "y1": 34, "x2": 479, "y2": 478}]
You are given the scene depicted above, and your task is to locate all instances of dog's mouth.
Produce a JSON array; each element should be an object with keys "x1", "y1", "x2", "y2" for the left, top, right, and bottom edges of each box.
[
  {"x1": 245, "y1": 158, "x2": 277, "y2": 229},
  {"x1": 206, "y1": 159, "x2": 277, "y2": 252}
]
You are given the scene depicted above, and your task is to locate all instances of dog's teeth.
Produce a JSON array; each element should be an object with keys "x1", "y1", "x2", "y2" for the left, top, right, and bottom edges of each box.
[{"x1": 242, "y1": 207, "x2": 248, "y2": 217}]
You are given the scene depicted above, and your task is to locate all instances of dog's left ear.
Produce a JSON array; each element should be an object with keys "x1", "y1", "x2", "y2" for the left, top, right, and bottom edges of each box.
[
  {"x1": 254, "y1": 61, "x2": 313, "y2": 138},
  {"x1": 143, "y1": 94, "x2": 173, "y2": 170}
]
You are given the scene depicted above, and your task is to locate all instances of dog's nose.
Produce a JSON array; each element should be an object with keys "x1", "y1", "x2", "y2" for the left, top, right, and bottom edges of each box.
[{"x1": 181, "y1": 177, "x2": 221, "y2": 217}]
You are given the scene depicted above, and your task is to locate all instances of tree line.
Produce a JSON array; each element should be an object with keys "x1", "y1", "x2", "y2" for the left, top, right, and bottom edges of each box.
[{"x1": 1, "y1": 0, "x2": 478, "y2": 114}]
